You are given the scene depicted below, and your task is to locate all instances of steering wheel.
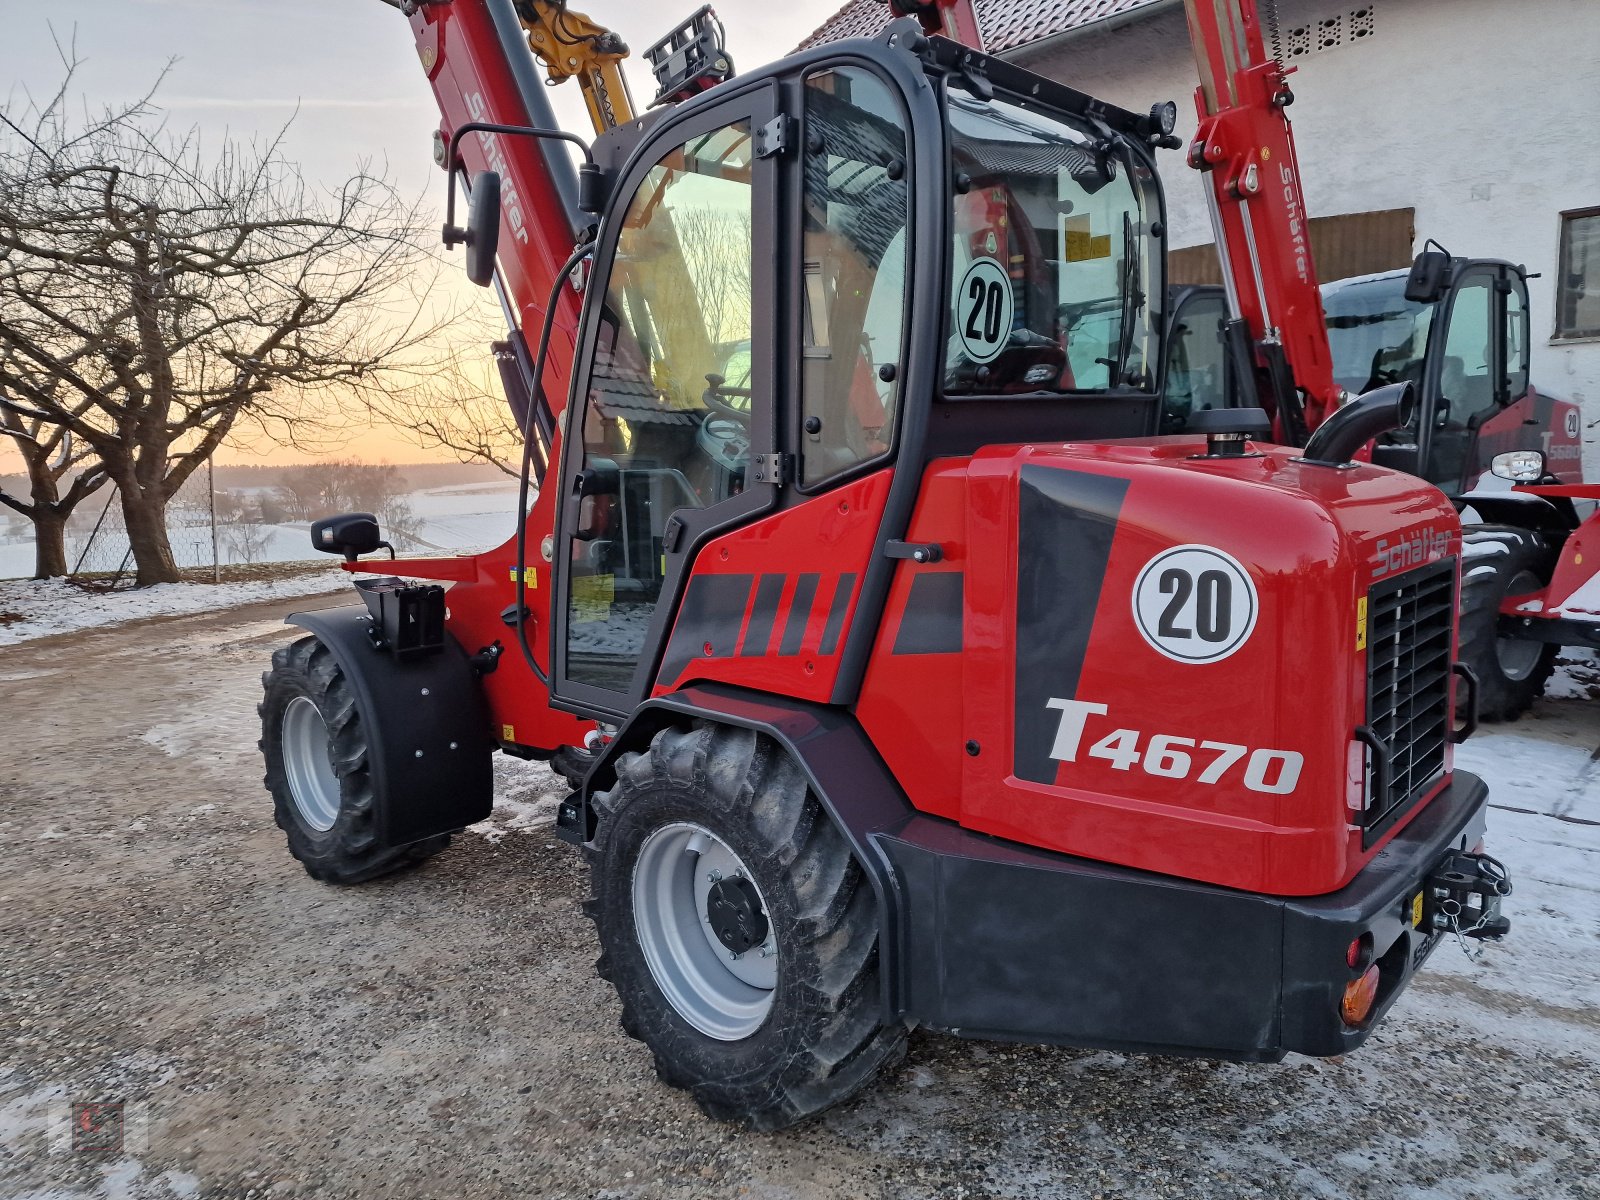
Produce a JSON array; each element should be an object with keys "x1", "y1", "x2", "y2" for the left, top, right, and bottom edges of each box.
[{"x1": 702, "y1": 373, "x2": 753, "y2": 426}]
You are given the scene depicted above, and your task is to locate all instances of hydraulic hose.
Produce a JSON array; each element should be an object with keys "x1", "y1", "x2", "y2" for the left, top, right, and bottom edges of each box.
[
  {"x1": 1300, "y1": 382, "x2": 1415, "y2": 466},
  {"x1": 513, "y1": 239, "x2": 596, "y2": 686}
]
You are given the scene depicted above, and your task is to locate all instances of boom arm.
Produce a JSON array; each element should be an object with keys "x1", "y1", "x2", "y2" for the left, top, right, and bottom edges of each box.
[{"x1": 1180, "y1": 0, "x2": 1342, "y2": 435}]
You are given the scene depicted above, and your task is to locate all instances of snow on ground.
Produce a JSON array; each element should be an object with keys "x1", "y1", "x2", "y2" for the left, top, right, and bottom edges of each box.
[
  {"x1": 0, "y1": 480, "x2": 524, "y2": 580},
  {"x1": 0, "y1": 570, "x2": 354, "y2": 648},
  {"x1": 1432, "y1": 649, "x2": 1600, "y2": 1022}
]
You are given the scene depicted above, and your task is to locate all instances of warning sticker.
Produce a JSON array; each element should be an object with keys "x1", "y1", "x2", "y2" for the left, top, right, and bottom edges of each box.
[{"x1": 955, "y1": 257, "x2": 1014, "y2": 364}]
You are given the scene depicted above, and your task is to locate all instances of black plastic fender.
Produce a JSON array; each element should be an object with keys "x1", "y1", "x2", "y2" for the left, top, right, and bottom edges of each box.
[
  {"x1": 287, "y1": 605, "x2": 493, "y2": 848},
  {"x1": 581, "y1": 682, "x2": 913, "y2": 1020}
]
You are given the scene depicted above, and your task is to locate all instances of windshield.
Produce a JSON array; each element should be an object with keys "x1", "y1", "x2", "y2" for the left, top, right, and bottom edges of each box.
[
  {"x1": 944, "y1": 89, "x2": 1162, "y2": 395},
  {"x1": 1321, "y1": 272, "x2": 1435, "y2": 395}
]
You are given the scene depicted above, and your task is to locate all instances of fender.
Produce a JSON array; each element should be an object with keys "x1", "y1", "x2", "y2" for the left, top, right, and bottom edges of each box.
[
  {"x1": 287, "y1": 605, "x2": 494, "y2": 848},
  {"x1": 577, "y1": 682, "x2": 913, "y2": 1020},
  {"x1": 1456, "y1": 493, "x2": 1575, "y2": 531}
]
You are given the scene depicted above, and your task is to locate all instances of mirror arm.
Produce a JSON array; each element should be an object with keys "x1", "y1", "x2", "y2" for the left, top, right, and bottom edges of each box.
[{"x1": 444, "y1": 122, "x2": 606, "y2": 218}]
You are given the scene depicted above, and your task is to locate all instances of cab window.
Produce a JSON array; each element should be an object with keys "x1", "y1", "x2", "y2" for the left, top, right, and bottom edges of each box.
[
  {"x1": 799, "y1": 67, "x2": 910, "y2": 487},
  {"x1": 565, "y1": 120, "x2": 757, "y2": 692}
]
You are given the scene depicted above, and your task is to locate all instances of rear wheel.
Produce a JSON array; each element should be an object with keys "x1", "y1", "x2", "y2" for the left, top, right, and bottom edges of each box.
[
  {"x1": 1458, "y1": 525, "x2": 1558, "y2": 722},
  {"x1": 584, "y1": 722, "x2": 906, "y2": 1130},
  {"x1": 260, "y1": 635, "x2": 449, "y2": 884}
]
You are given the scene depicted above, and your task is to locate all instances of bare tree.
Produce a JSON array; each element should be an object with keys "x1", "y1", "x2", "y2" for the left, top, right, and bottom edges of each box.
[
  {"x1": 0, "y1": 413, "x2": 108, "y2": 578},
  {"x1": 378, "y1": 336, "x2": 528, "y2": 478},
  {"x1": 221, "y1": 519, "x2": 272, "y2": 566},
  {"x1": 375, "y1": 207, "x2": 756, "y2": 476},
  {"x1": 0, "y1": 53, "x2": 440, "y2": 585}
]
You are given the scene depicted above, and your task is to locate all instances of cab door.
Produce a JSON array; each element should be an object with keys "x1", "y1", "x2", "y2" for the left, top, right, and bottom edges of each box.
[
  {"x1": 1419, "y1": 264, "x2": 1523, "y2": 491},
  {"x1": 551, "y1": 88, "x2": 780, "y2": 719}
]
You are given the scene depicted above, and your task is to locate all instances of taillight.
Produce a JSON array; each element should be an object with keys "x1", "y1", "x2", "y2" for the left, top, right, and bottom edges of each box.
[
  {"x1": 1346, "y1": 933, "x2": 1373, "y2": 970},
  {"x1": 1341, "y1": 965, "x2": 1381, "y2": 1026}
]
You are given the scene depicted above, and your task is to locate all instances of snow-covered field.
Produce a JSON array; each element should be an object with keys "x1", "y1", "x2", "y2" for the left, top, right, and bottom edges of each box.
[
  {"x1": 0, "y1": 480, "x2": 523, "y2": 581},
  {"x1": 0, "y1": 571, "x2": 354, "y2": 647}
]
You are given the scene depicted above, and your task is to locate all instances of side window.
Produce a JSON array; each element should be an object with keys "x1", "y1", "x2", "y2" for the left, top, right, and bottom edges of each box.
[
  {"x1": 1440, "y1": 277, "x2": 1496, "y2": 426},
  {"x1": 565, "y1": 120, "x2": 756, "y2": 693},
  {"x1": 1161, "y1": 293, "x2": 1229, "y2": 432},
  {"x1": 1555, "y1": 208, "x2": 1600, "y2": 340},
  {"x1": 799, "y1": 67, "x2": 909, "y2": 488}
]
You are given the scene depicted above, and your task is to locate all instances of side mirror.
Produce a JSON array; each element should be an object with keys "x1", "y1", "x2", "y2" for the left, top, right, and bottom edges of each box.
[
  {"x1": 1404, "y1": 250, "x2": 1451, "y2": 304},
  {"x1": 1490, "y1": 450, "x2": 1546, "y2": 482},
  {"x1": 465, "y1": 170, "x2": 502, "y2": 287},
  {"x1": 309, "y1": 512, "x2": 389, "y2": 562}
]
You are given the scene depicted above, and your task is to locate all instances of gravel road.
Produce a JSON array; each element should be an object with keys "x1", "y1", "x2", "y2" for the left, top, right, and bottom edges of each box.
[{"x1": 2, "y1": 595, "x2": 1598, "y2": 1199}]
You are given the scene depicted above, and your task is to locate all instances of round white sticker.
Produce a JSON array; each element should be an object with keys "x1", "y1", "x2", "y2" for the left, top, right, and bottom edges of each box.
[
  {"x1": 1566, "y1": 409, "x2": 1580, "y2": 438},
  {"x1": 955, "y1": 257, "x2": 1013, "y2": 364},
  {"x1": 1132, "y1": 545, "x2": 1258, "y2": 664}
]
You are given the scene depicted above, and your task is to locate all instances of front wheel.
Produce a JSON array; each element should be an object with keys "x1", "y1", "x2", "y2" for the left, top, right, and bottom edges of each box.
[
  {"x1": 259, "y1": 635, "x2": 448, "y2": 884},
  {"x1": 584, "y1": 722, "x2": 906, "y2": 1130},
  {"x1": 1458, "y1": 525, "x2": 1559, "y2": 722}
]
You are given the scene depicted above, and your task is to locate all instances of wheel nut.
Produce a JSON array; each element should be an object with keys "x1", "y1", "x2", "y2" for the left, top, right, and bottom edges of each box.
[{"x1": 706, "y1": 870, "x2": 721, "y2": 883}]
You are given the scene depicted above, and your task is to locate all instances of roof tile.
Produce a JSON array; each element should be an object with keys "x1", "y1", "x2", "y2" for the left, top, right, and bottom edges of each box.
[{"x1": 798, "y1": 0, "x2": 1164, "y2": 55}]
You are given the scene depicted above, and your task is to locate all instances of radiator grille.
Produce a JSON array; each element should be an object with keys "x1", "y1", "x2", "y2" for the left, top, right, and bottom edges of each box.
[{"x1": 1362, "y1": 558, "x2": 1455, "y2": 844}]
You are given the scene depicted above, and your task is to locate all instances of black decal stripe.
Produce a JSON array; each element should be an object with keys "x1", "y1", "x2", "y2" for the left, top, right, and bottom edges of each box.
[
  {"x1": 1013, "y1": 466, "x2": 1130, "y2": 785},
  {"x1": 656, "y1": 573, "x2": 754, "y2": 688},
  {"x1": 892, "y1": 572, "x2": 964, "y2": 655},
  {"x1": 818, "y1": 573, "x2": 858, "y2": 656},
  {"x1": 779, "y1": 574, "x2": 820, "y2": 656},
  {"x1": 740, "y1": 573, "x2": 787, "y2": 657}
]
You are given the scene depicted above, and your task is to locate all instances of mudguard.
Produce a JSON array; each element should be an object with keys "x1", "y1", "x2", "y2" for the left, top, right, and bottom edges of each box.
[{"x1": 287, "y1": 604, "x2": 494, "y2": 848}]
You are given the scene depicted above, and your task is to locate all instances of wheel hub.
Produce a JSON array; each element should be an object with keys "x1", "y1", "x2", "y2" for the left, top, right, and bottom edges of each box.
[
  {"x1": 631, "y1": 822, "x2": 777, "y2": 1040},
  {"x1": 706, "y1": 875, "x2": 769, "y2": 954},
  {"x1": 281, "y1": 695, "x2": 341, "y2": 832}
]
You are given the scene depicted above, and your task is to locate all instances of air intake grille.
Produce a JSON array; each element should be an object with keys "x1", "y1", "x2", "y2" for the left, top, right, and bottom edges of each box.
[{"x1": 1362, "y1": 558, "x2": 1455, "y2": 845}]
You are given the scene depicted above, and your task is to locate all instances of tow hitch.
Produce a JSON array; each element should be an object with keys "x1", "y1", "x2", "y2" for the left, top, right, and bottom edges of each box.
[{"x1": 1424, "y1": 850, "x2": 1512, "y2": 958}]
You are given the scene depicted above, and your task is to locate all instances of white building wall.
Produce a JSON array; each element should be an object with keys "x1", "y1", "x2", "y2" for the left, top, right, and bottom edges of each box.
[{"x1": 1010, "y1": 0, "x2": 1600, "y2": 478}]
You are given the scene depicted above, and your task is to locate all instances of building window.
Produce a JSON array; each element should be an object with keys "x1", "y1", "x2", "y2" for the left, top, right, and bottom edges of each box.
[{"x1": 1556, "y1": 208, "x2": 1600, "y2": 341}]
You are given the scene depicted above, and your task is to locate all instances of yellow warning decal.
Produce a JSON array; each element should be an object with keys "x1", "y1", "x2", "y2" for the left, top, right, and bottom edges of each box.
[
  {"x1": 1411, "y1": 891, "x2": 1424, "y2": 929},
  {"x1": 502, "y1": 724, "x2": 516, "y2": 743},
  {"x1": 1355, "y1": 596, "x2": 1368, "y2": 651},
  {"x1": 508, "y1": 567, "x2": 538, "y2": 588}
]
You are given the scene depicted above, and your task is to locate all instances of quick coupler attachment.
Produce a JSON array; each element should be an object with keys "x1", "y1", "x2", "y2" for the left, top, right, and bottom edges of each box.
[{"x1": 1424, "y1": 850, "x2": 1512, "y2": 942}]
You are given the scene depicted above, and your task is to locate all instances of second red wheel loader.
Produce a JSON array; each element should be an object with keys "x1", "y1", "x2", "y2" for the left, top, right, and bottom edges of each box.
[
  {"x1": 257, "y1": 0, "x2": 1513, "y2": 1129},
  {"x1": 1159, "y1": 0, "x2": 1595, "y2": 722}
]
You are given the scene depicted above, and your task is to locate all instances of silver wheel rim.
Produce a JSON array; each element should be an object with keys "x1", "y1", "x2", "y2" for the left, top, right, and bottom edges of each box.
[
  {"x1": 632, "y1": 822, "x2": 776, "y2": 1041},
  {"x1": 1497, "y1": 568, "x2": 1546, "y2": 682},
  {"x1": 282, "y1": 696, "x2": 341, "y2": 832}
]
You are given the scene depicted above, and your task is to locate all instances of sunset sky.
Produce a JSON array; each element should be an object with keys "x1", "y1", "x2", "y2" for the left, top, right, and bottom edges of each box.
[{"x1": 0, "y1": 0, "x2": 828, "y2": 470}]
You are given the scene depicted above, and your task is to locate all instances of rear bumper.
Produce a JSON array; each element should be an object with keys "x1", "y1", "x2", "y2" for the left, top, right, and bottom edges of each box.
[{"x1": 878, "y1": 770, "x2": 1492, "y2": 1060}]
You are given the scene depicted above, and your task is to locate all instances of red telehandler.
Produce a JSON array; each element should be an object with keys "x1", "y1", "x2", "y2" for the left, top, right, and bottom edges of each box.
[
  {"x1": 257, "y1": 0, "x2": 1512, "y2": 1129},
  {"x1": 1162, "y1": 0, "x2": 1597, "y2": 721}
]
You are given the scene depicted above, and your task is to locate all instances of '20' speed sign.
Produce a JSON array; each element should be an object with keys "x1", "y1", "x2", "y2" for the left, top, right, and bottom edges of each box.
[
  {"x1": 955, "y1": 257, "x2": 1013, "y2": 364},
  {"x1": 1132, "y1": 545, "x2": 1258, "y2": 664}
]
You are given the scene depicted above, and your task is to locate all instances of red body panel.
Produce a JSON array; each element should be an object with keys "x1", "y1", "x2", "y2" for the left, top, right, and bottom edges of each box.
[
  {"x1": 1502, "y1": 485, "x2": 1600, "y2": 621},
  {"x1": 1473, "y1": 387, "x2": 1586, "y2": 486},
  {"x1": 652, "y1": 471, "x2": 896, "y2": 701},
  {"x1": 858, "y1": 438, "x2": 1463, "y2": 896}
]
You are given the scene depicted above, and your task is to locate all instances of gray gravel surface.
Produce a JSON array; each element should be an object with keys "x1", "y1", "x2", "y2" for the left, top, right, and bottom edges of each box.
[{"x1": 2, "y1": 595, "x2": 1597, "y2": 1199}]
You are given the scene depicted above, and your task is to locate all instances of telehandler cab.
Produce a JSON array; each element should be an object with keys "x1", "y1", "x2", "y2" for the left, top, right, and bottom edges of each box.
[{"x1": 258, "y1": 0, "x2": 1512, "y2": 1129}]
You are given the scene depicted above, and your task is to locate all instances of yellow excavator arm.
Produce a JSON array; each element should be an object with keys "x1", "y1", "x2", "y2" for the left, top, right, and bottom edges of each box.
[{"x1": 511, "y1": 0, "x2": 636, "y2": 132}]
